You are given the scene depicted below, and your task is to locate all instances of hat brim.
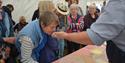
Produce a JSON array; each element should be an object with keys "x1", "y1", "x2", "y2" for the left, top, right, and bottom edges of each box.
[{"x1": 55, "y1": 4, "x2": 69, "y2": 15}]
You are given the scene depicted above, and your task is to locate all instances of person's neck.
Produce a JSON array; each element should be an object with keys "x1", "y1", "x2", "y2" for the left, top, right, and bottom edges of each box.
[
  {"x1": 90, "y1": 13, "x2": 95, "y2": 18},
  {"x1": 72, "y1": 14, "x2": 77, "y2": 19}
]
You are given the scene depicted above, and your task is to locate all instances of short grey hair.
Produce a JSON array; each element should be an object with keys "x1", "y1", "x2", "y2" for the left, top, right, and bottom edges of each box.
[
  {"x1": 39, "y1": 11, "x2": 59, "y2": 26},
  {"x1": 69, "y1": 3, "x2": 79, "y2": 11}
]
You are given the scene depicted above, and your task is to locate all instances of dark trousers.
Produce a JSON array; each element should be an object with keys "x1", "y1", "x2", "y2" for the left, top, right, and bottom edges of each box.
[
  {"x1": 106, "y1": 41, "x2": 125, "y2": 63},
  {"x1": 67, "y1": 41, "x2": 80, "y2": 54}
]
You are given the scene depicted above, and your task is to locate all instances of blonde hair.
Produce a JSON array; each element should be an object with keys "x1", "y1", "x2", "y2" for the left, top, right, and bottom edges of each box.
[
  {"x1": 38, "y1": 1, "x2": 55, "y2": 15},
  {"x1": 88, "y1": 4, "x2": 96, "y2": 9}
]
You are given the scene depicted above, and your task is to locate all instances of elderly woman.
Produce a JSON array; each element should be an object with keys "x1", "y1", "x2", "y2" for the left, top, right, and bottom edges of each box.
[
  {"x1": 16, "y1": 11, "x2": 59, "y2": 63},
  {"x1": 16, "y1": 1, "x2": 59, "y2": 63},
  {"x1": 84, "y1": 4, "x2": 99, "y2": 31},
  {"x1": 37, "y1": 1, "x2": 59, "y2": 63},
  {"x1": 66, "y1": 3, "x2": 84, "y2": 54}
]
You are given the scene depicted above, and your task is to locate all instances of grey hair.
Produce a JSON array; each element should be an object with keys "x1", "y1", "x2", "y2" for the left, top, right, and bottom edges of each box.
[
  {"x1": 39, "y1": 11, "x2": 59, "y2": 26},
  {"x1": 69, "y1": 3, "x2": 79, "y2": 11}
]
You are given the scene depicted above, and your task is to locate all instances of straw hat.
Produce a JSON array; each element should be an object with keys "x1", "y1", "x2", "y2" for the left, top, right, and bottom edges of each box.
[{"x1": 55, "y1": 1, "x2": 69, "y2": 15}]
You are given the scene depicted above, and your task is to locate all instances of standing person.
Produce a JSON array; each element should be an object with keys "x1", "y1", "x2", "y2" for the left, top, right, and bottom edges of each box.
[
  {"x1": 0, "y1": 0, "x2": 17, "y2": 63},
  {"x1": 2, "y1": 4, "x2": 15, "y2": 25},
  {"x1": 14, "y1": 16, "x2": 28, "y2": 33},
  {"x1": 54, "y1": 1, "x2": 69, "y2": 58},
  {"x1": 101, "y1": 1, "x2": 106, "y2": 13},
  {"x1": 6, "y1": 4, "x2": 14, "y2": 18},
  {"x1": 16, "y1": 11, "x2": 59, "y2": 63},
  {"x1": 52, "y1": 0, "x2": 125, "y2": 63},
  {"x1": 32, "y1": 9, "x2": 39, "y2": 21},
  {"x1": 84, "y1": 4, "x2": 99, "y2": 31},
  {"x1": 66, "y1": 4, "x2": 84, "y2": 54}
]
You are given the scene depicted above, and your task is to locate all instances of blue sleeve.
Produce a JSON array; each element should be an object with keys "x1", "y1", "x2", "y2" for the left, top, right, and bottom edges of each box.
[
  {"x1": 87, "y1": 29, "x2": 105, "y2": 45},
  {"x1": 86, "y1": 1, "x2": 125, "y2": 45}
]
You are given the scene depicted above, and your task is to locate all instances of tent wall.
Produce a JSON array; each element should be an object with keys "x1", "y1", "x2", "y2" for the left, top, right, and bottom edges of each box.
[
  {"x1": 2, "y1": 0, "x2": 104, "y2": 23},
  {"x1": 3, "y1": 0, "x2": 39, "y2": 23}
]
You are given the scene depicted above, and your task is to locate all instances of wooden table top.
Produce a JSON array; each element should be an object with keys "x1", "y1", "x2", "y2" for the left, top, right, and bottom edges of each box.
[{"x1": 53, "y1": 45, "x2": 108, "y2": 63}]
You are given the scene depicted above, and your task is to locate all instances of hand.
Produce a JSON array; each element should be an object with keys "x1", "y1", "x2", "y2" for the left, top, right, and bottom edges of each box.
[
  {"x1": 52, "y1": 32, "x2": 67, "y2": 39},
  {"x1": 0, "y1": 59, "x2": 5, "y2": 63},
  {"x1": 76, "y1": 23, "x2": 80, "y2": 26},
  {"x1": 3, "y1": 37, "x2": 16, "y2": 44}
]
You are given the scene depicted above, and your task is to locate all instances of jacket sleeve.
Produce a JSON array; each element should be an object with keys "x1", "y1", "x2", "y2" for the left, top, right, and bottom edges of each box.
[{"x1": 20, "y1": 36, "x2": 38, "y2": 63}]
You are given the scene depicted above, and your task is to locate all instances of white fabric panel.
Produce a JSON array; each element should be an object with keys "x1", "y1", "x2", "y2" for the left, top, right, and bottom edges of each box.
[
  {"x1": 3, "y1": 0, "x2": 39, "y2": 23},
  {"x1": 79, "y1": 0, "x2": 87, "y2": 15},
  {"x1": 2, "y1": 0, "x2": 88, "y2": 23}
]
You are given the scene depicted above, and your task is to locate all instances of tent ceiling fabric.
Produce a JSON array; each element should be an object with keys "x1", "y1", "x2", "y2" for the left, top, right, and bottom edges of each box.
[
  {"x1": 87, "y1": 0, "x2": 105, "y2": 5},
  {"x1": 2, "y1": 0, "x2": 104, "y2": 23},
  {"x1": 87, "y1": 0, "x2": 105, "y2": 2}
]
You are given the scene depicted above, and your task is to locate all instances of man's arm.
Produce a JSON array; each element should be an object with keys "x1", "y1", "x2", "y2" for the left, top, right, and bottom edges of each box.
[{"x1": 52, "y1": 31, "x2": 94, "y2": 45}]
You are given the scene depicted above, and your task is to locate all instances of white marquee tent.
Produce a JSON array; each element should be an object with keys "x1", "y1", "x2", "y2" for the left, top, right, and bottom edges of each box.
[{"x1": 2, "y1": 0, "x2": 105, "y2": 23}]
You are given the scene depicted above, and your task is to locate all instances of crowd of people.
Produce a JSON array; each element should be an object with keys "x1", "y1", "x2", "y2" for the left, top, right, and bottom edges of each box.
[{"x1": 1, "y1": 0, "x2": 124, "y2": 63}]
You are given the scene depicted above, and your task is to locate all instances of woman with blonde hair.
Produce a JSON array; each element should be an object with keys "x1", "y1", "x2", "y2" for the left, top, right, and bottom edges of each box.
[{"x1": 32, "y1": 0, "x2": 55, "y2": 21}]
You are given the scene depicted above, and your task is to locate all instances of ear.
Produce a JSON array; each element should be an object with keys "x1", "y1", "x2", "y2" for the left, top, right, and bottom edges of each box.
[
  {"x1": 41, "y1": 24, "x2": 45, "y2": 28},
  {"x1": 40, "y1": 23, "x2": 46, "y2": 28}
]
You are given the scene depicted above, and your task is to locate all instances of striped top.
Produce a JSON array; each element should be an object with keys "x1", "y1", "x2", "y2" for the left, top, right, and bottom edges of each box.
[{"x1": 19, "y1": 36, "x2": 38, "y2": 63}]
